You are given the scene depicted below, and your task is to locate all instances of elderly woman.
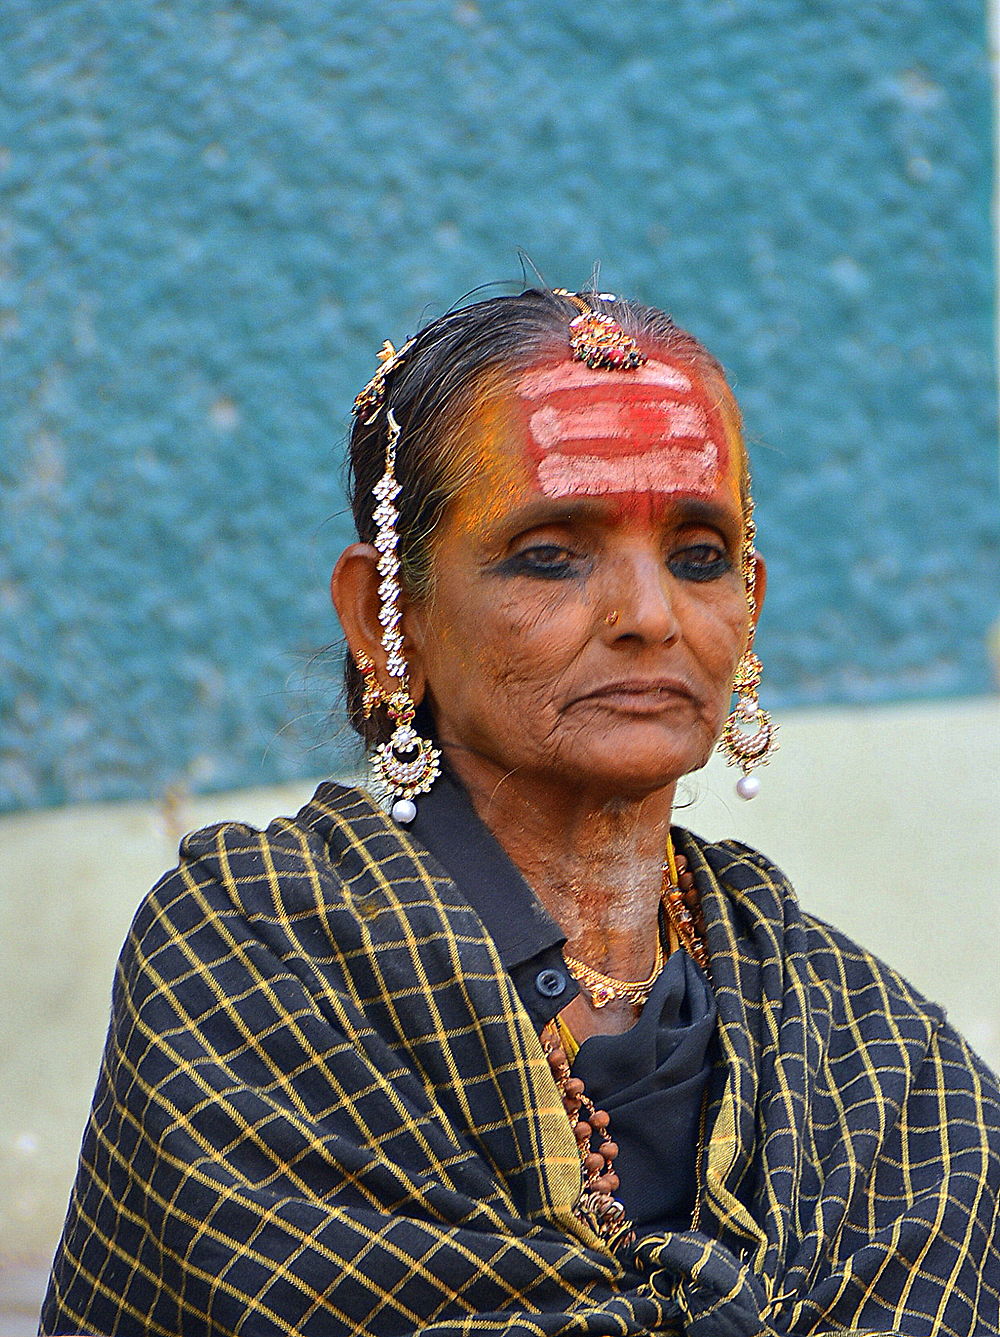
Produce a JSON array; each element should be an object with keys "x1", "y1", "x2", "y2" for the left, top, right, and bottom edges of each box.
[{"x1": 42, "y1": 290, "x2": 1000, "y2": 1337}]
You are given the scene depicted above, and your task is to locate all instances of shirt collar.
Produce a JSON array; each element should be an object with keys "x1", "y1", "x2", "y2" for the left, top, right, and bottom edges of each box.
[{"x1": 408, "y1": 765, "x2": 569, "y2": 969}]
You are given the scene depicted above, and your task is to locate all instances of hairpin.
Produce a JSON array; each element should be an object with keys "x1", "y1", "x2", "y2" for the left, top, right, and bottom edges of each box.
[
  {"x1": 352, "y1": 336, "x2": 416, "y2": 424},
  {"x1": 553, "y1": 289, "x2": 647, "y2": 371}
]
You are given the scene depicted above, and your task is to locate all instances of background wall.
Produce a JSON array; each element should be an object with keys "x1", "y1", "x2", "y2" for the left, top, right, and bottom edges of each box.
[
  {"x1": 1, "y1": 0, "x2": 998, "y2": 1326},
  {"x1": 2, "y1": 0, "x2": 996, "y2": 810}
]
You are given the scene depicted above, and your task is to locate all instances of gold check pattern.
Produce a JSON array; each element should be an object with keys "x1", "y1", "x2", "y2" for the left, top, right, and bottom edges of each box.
[{"x1": 41, "y1": 783, "x2": 1000, "y2": 1336}]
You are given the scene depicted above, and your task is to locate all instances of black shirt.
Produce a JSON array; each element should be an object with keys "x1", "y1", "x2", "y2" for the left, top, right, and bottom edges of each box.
[{"x1": 407, "y1": 767, "x2": 717, "y2": 1233}]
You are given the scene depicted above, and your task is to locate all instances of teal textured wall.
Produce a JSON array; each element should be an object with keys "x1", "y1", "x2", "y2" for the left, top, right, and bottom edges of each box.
[{"x1": 1, "y1": 1, "x2": 996, "y2": 812}]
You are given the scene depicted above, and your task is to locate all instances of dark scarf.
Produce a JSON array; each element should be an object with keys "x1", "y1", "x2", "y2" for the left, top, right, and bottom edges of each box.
[{"x1": 41, "y1": 782, "x2": 1000, "y2": 1336}]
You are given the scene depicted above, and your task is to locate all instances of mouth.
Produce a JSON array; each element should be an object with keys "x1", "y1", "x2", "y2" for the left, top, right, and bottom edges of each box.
[{"x1": 569, "y1": 678, "x2": 699, "y2": 715}]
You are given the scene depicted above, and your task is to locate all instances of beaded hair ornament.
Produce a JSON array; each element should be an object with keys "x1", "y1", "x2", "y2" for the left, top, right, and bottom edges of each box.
[
  {"x1": 553, "y1": 288, "x2": 647, "y2": 370},
  {"x1": 352, "y1": 407, "x2": 441, "y2": 825}
]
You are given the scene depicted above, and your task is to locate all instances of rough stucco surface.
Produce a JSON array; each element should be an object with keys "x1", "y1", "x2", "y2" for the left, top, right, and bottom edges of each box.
[{"x1": 1, "y1": 1, "x2": 996, "y2": 812}]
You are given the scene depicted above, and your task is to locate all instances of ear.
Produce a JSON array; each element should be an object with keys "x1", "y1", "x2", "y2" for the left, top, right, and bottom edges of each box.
[
  {"x1": 750, "y1": 551, "x2": 767, "y2": 628},
  {"x1": 330, "y1": 544, "x2": 427, "y2": 702},
  {"x1": 330, "y1": 543, "x2": 384, "y2": 678}
]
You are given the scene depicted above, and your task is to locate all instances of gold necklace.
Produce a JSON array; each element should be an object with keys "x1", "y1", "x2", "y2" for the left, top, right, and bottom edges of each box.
[
  {"x1": 562, "y1": 842, "x2": 709, "y2": 1009},
  {"x1": 563, "y1": 930, "x2": 665, "y2": 1009}
]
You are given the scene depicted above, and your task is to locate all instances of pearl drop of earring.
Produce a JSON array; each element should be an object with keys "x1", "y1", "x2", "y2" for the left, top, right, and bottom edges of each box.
[
  {"x1": 391, "y1": 797, "x2": 418, "y2": 824},
  {"x1": 736, "y1": 773, "x2": 761, "y2": 801}
]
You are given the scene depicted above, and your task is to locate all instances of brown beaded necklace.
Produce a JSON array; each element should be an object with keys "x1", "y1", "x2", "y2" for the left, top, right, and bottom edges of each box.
[
  {"x1": 663, "y1": 847, "x2": 710, "y2": 975},
  {"x1": 541, "y1": 845, "x2": 710, "y2": 1244}
]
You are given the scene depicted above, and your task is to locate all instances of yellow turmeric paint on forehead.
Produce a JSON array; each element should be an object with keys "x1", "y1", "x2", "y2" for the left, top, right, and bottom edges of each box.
[{"x1": 432, "y1": 375, "x2": 537, "y2": 543}]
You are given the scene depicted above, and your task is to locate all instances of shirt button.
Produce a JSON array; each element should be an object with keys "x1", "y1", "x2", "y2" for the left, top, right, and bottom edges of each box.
[{"x1": 535, "y1": 968, "x2": 567, "y2": 998}]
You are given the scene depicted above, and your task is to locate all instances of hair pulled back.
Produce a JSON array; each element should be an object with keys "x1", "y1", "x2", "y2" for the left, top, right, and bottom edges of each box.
[{"x1": 344, "y1": 286, "x2": 742, "y2": 746}]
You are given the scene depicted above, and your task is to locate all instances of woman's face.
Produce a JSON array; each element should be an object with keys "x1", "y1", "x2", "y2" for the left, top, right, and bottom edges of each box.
[{"x1": 406, "y1": 352, "x2": 760, "y2": 801}]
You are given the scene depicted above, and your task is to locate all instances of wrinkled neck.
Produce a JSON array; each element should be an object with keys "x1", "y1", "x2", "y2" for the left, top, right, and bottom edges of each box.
[{"x1": 445, "y1": 744, "x2": 673, "y2": 975}]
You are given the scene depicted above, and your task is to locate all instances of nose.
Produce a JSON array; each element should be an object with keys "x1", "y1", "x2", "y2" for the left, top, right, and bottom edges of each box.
[{"x1": 603, "y1": 551, "x2": 680, "y2": 646}]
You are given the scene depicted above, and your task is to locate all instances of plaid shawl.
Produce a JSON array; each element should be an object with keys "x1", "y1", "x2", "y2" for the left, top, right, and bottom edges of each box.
[{"x1": 42, "y1": 782, "x2": 1000, "y2": 1337}]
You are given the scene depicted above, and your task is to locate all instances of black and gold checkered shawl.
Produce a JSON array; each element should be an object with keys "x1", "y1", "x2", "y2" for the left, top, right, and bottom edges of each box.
[{"x1": 42, "y1": 782, "x2": 1000, "y2": 1337}]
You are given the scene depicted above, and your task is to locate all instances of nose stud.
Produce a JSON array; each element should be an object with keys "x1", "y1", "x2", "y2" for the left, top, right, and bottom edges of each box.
[{"x1": 605, "y1": 610, "x2": 620, "y2": 626}]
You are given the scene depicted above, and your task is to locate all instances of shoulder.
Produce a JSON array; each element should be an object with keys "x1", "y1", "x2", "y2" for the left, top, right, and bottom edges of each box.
[
  {"x1": 126, "y1": 780, "x2": 494, "y2": 976},
  {"x1": 110, "y1": 782, "x2": 424, "y2": 1025},
  {"x1": 681, "y1": 829, "x2": 1000, "y2": 1114},
  {"x1": 679, "y1": 830, "x2": 797, "y2": 903},
  {"x1": 677, "y1": 827, "x2": 950, "y2": 1030},
  {"x1": 125, "y1": 781, "x2": 388, "y2": 951}
]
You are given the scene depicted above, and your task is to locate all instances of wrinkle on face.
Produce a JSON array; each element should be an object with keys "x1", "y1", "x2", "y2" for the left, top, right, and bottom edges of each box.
[{"x1": 395, "y1": 351, "x2": 757, "y2": 994}]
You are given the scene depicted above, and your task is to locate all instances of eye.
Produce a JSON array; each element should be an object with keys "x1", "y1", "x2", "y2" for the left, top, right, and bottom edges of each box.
[
  {"x1": 667, "y1": 543, "x2": 732, "y2": 583},
  {"x1": 495, "y1": 544, "x2": 585, "y2": 581}
]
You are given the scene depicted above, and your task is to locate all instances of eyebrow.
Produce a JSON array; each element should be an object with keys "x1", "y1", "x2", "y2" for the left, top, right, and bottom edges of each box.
[
  {"x1": 672, "y1": 497, "x2": 742, "y2": 531},
  {"x1": 482, "y1": 494, "x2": 743, "y2": 545},
  {"x1": 487, "y1": 497, "x2": 617, "y2": 536}
]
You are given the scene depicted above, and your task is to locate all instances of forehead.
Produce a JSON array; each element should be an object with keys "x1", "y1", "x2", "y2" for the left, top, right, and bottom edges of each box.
[
  {"x1": 440, "y1": 354, "x2": 745, "y2": 541},
  {"x1": 512, "y1": 356, "x2": 738, "y2": 501}
]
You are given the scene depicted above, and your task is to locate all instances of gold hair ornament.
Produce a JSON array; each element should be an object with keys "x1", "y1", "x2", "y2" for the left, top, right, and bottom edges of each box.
[
  {"x1": 368, "y1": 410, "x2": 441, "y2": 823},
  {"x1": 553, "y1": 289, "x2": 647, "y2": 371},
  {"x1": 352, "y1": 336, "x2": 416, "y2": 424}
]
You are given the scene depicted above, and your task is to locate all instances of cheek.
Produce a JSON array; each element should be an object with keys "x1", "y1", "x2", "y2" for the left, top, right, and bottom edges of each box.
[
  {"x1": 703, "y1": 601, "x2": 751, "y2": 700},
  {"x1": 675, "y1": 580, "x2": 748, "y2": 667},
  {"x1": 421, "y1": 575, "x2": 587, "y2": 711}
]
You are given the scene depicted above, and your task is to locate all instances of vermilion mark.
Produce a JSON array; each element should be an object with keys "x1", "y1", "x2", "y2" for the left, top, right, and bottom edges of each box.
[{"x1": 517, "y1": 359, "x2": 729, "y2": 505}]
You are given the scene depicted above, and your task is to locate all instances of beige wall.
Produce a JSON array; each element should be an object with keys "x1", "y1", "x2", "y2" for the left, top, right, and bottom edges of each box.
[{"x1": 2, "y1": 697, "x2": 997, "y2": 1277}]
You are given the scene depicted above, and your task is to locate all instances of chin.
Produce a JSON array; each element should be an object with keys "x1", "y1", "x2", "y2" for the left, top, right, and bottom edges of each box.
[
  {"x1": 565, "y1": 742, "x2": 710, "y2": 798},
  {"x1": 584, "y1": 721, "x2": 713, "y2": 784}
]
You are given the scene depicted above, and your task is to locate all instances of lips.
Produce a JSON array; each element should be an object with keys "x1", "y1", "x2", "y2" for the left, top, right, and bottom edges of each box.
[{"x1": 569, "y1": 679, "x2": 699, "y2": 714}]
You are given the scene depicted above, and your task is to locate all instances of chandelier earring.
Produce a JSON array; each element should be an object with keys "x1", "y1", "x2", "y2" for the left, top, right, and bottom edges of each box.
[
  {"x1": 718, "y1": 647, "x2": 776, "y2": 799},
  {"x1": 368, "y1": 409, "x2": 441, "y2": 825},
  {"x1": 716, "y1": 501, "x2": 778, "y2": 799}
]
